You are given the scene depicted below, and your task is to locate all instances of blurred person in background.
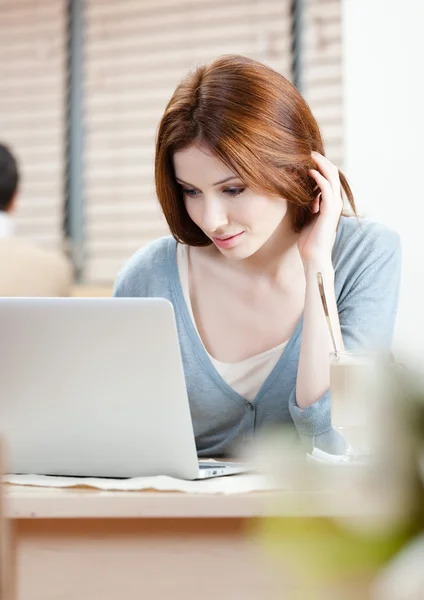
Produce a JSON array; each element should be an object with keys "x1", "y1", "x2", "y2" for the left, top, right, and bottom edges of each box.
[
  {"x1": 0, "y1": 142, "x2": 73, "y2": 296},
  {"x1": 114, "y1": 55, "x2": 401, "y2": 457}
]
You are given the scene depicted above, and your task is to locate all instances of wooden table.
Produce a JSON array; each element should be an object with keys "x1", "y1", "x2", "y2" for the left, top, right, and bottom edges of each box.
[
  {"x1": 5, "y1": 486, "x2": 293, "y2": 600},
  {"x1": 5, "y1": 484, "x2": 374, "y2": 600}
]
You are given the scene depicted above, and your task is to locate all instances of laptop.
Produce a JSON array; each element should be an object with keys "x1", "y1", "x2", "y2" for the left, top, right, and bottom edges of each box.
[{"x1": 0, "y1": 297, "x2": 247, "y2": 480}]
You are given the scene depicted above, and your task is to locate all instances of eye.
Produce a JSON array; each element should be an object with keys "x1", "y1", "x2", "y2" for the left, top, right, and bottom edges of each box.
[
  {"x1": 182, "y1": 188, "x2": 199, "y2": 198},
  {"x1": 224, "y1": 187, "x2": 245, "y2": 197}
]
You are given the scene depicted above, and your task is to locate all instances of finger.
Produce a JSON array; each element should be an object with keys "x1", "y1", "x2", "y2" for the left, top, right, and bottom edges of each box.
[
  {"x1": 308, "y1": 169, "x2": 331, "y2": 196},
  {"x1": 311, "y1": 152, "x2": 340, "y2": 190},
  {"x1": 311, "y1": 192, "x2": 321, "y2": 214},
  {"x1": 310, "y1": 154, "x2": 339, "y2": 186},
  {"x1": 308, "y1": 169, "x2": 342, "y2": 216}
]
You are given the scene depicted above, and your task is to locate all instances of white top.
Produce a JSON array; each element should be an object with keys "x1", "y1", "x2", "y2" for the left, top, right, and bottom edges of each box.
[
  {"x1": 176, "y1": 244, "x2": 288, "y2": 401},
  {"x1": 0, "y1": 212, "x2": 14, "y2": 237}
]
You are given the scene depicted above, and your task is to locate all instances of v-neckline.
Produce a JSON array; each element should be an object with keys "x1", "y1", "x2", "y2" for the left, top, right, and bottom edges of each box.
[{"x1": 168, "y1": 240, "x2": 304, "y2": 407}]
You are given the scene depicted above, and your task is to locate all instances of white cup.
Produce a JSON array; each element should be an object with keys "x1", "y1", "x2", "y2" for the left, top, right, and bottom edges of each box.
[{"x1": 330, "y1": 351, "x2": 387, "y2": 456}]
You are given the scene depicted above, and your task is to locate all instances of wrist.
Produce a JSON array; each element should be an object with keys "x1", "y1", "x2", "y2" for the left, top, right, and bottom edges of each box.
[{"x1": 303, "y1": 259, "x2": 334, "y2": 279}]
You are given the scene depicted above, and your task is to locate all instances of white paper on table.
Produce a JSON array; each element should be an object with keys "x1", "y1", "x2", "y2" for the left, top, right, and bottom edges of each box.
[{"x1": 2, "y1": 471, "x2": 277, "y2": 494}]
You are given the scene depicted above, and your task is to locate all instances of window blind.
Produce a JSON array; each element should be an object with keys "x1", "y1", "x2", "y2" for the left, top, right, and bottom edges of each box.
[
  {"x1": 84, "y1": 0, "x2": 293, "y2": 283},
  {"x1": 302, "y1": 0, "x2": 343, "y2": 167},
  {"x1": 0, "y1": 0, "x2": 67, "y2": 251}
]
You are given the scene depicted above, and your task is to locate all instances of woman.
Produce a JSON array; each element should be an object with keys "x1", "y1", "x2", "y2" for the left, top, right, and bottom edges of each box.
[{"x1": 114, "y1": 55, "x2": 401, "y2": 456}]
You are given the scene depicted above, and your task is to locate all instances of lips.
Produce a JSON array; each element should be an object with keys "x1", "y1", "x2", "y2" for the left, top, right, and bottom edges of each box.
[
  {"x1": 214, "y1": 233, "x2": 243, "y2": 241},
  {"x1": 212, "y1": 231, "x2": 245, "y2": 249}
]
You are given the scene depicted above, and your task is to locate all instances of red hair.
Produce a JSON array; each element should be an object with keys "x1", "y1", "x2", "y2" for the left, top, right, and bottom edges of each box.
[{"x1": 155, "y1": 54, "x2": 356, "y2": 245}]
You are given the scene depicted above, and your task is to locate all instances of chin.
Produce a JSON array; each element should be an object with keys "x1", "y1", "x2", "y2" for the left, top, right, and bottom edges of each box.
[{"x1": 217, "y1": 241, "x2": 260, "y2": 261}]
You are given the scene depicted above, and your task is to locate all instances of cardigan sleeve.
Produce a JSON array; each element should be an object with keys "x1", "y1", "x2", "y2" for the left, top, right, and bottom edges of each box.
[{"x1": 289, "y1": 226, "x2": 402, "y2": 454}]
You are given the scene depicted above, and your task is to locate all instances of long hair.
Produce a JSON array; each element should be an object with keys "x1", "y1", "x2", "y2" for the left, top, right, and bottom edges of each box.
[{"x1": 155, "y1": 54, "x2": 356, "y2": 245}]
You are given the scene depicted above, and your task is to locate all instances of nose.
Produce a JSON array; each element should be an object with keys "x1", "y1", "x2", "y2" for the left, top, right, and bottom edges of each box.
[{"x1": 201, "y1": 195, "x2": 228, "y2": 233}]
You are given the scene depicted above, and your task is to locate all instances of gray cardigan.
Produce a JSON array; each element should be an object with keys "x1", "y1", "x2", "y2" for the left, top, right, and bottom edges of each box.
[{"x1": 114, "y1": 217, "x2": 401, "y2": 456}]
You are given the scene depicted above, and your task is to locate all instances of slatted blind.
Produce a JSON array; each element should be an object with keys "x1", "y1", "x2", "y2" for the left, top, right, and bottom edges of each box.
[
  {"x1": 302, "y1": 0, "x2": 343, "y2": 167},
  {"x1": 0, "y1": 0, "x2": 67, "y2": 251},
  {"x1": 84, "y1": 0, "x2": 293, "y2": 283}
]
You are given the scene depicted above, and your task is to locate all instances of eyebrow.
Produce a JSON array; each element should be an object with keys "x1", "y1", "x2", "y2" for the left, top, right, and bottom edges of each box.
[{"x1": 175, "y1": 175, "x2": 241, "y2": 187}]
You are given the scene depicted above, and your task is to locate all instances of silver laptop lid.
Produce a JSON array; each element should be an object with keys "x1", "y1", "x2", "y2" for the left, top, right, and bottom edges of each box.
[{"x1": 0, "y1": 297, "x2": 199, "y2": 479}]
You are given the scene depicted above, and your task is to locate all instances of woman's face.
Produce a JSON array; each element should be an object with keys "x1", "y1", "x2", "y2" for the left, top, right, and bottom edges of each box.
[{"x1": 173, "y1": 144, "x2": 292, "y2": 260}]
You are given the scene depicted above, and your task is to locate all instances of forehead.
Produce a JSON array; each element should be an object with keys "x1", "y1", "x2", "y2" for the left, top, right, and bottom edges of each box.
[{"x1": 173, "y1": 144, "x2": 236, "y2": 185}]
